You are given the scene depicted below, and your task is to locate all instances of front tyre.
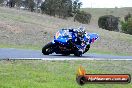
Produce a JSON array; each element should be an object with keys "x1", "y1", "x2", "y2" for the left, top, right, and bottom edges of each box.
[
  {"x1": 74, "y1": 51, "x2": 82, "y2": 57},
  {"x1": 62, "y1": 53, "x2": 70, "y2": 56},
  {"x1": 42, "y1": 42, "x2": 54, "y2": 55}
]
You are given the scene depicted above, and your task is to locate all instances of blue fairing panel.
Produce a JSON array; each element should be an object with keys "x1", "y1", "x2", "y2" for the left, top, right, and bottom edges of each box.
[
  {"x1": 88, "y1": 33, "x2": 99, "y2": 44},
  {"x1": 88, "y1": 33, "x2": 99, "y2": 40},
  {"x1": 54, "y1": 29, "x2": 71, "y2": 44},
  {"x1": 54, "y1": 37, "x2": 69, "y2": 44}
]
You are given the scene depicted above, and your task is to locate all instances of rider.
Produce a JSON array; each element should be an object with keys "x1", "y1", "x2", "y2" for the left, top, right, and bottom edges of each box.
[
  {"x1": 75, "y1": 26, "x2": 86, "y2": 45},
  {"x1": 68, "y1": 26, "x2": 88, "y2": 52}
]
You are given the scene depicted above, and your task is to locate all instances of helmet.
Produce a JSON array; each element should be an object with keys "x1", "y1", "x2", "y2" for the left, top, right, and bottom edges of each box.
[{"x1": 76, "y1": 26, "x2": 86, "y2": 37}]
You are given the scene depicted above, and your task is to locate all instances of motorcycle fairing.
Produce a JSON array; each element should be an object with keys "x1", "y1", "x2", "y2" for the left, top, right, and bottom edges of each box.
[{"x1": 88, "y1": 33, "x2": 99, "y2": 44}]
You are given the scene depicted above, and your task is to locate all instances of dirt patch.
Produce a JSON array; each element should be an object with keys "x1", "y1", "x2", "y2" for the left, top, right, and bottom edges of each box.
[{"x1": 0, "y1": 21, "x2": 23, "y2": 34}]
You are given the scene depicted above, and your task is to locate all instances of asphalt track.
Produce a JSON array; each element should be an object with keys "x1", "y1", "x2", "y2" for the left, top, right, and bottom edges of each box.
[{"x1": 0, "y1": 48, "x2": 132, "y2": 60}]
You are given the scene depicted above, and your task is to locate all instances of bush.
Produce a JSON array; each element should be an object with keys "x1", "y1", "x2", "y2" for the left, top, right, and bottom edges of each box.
[
  {"x1": 74, "y1": 11, "x2": 91, "y2": 24},
  {"x1": 98, "y1": 15, "x2": 119, "y2": 31},
  {"x1": 0, "y1": 0, "x2": 4, "y2": 4},
  {"x1": 124, "y1": 13, "x2": 131, "y2": 22},
  {"x1": 121, "y1": 18, "x2": 132, "y2": 35},
  {"x1": 24, "y1": 0, "x2": 35, "y2": 12}
]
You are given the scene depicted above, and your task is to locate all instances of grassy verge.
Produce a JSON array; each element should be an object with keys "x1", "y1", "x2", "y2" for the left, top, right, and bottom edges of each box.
[
  {"x1": 0, "y1": 44, "x2": 41, "y2": 50},
  {"x1": 88, "y1": 48, "x2": 132, "y2": 56},
  {"x1": 0, "y1": 60, "x2": 132, "y2": 88}
]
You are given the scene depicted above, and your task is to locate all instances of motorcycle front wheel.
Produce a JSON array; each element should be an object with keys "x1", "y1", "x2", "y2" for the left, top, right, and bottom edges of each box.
[
  {"x1": 74, "y1": 51, "x2": 82, "y2": 57},
  {"x1": 42, "y1": 42, "x2": 54, "y2": 55}
]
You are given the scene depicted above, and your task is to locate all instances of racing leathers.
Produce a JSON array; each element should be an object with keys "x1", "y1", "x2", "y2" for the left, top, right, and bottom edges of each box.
[{"x1": 68, "y1": 29, "x2": 89, "y2": 53}]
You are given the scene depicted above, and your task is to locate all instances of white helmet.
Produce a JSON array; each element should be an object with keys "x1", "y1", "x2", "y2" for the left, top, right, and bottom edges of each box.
[{"x1": 76, "y1": 26, "x2": 86, "y2": 37}]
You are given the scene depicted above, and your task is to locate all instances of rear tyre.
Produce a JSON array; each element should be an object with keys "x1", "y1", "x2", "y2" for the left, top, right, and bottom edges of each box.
[{"x1": 42, "y1": 42, "x2": 54, "y2": 55}]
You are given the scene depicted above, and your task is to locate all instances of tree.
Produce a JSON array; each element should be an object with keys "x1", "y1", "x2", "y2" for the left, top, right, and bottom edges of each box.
[
  {"x1": 124, "y1": 12, "x2": 131, "y2": 22},
  {"x1": 57, "y1": 0, "x2": 72, "y2": 18},
  {"x1": 74, "y1": 11, "x2": 92, "y2": 24},
  {"x1": 41, "y1": 0, "x2": 72, "y2": 18},
  {"x1": 41, "y1": 0, "x2": 54, "y2": 15},
  {"x1": 34, "y1": 0, "x2": 42, "y2": 12},
  {"x1": 24, "y1": 0, "x2": 35, "y2": 12},
  {"x1": 15, "y1": 0, "x2": 22, "y2": 8},
  {"x1": 0, "y1": 0, "x2": 4, "y2": 4},
  {"x1": 72, "y1": 0, "x2": 82, "y2": 14},
  {"x1": 9, "y1": 0, "x2": 16, "y2": 7},
  {"x1": 121, "y1": 18, "x2": 132, "y2": 35}
]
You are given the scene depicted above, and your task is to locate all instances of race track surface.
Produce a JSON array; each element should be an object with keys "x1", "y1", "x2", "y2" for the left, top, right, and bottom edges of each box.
[{"x1": 0, "y1": 48, "x2": 132, "y2": 60}]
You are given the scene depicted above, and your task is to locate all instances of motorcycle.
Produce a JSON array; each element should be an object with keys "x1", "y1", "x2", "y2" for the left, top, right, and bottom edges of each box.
[{"x1": 42, "y1": 28, "x2": 99, "y2": 57}]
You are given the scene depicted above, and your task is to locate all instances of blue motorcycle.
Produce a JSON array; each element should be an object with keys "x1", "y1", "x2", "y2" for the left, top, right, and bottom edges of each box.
[{"x1": 42, "y1": 28, "x2": 99, "y2": 56}]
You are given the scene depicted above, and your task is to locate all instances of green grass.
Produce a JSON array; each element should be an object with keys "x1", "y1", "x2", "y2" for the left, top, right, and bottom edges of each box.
[
  {"x1": 0, "y1": 60, "x2": 132, "y2": 88},
  {"x1": 0, "y1": 44, "x2": 41, "y2": 50},
  {"x1": 88, "y1": 48, "x2": 132, "y2": 56}
]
